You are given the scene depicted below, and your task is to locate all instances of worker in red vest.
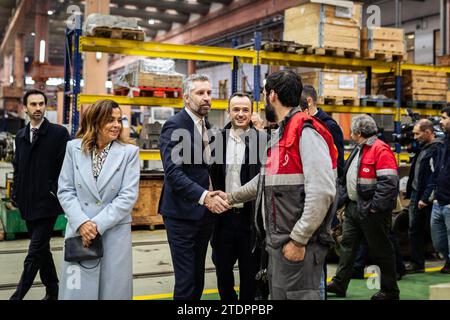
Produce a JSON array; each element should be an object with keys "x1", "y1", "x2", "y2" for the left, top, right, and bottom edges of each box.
[
  {"x1": 221, "y1": 70, "x2": 337, "y2": 300},
  {"x1": 327, "y1": 114, "x2": 400, "y2": 300}
]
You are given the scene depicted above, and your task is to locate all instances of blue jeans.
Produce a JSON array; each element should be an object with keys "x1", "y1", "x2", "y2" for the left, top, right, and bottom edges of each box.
[{"x1": 430, "y1": 202, "x2": 450, "y2": 263}]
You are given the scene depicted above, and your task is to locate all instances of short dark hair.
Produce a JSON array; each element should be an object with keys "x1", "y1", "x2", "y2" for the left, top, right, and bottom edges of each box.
[
  {"x1": 23, "y1": 89, "x2": 47, "y2": 106},
  {"x1": 265, "y1": 70, "x2": 303, "y2": 108},
  {"x1": 300, "y1": 85, "x2": 317, "y2": 109},
  {"x1": 441, "y1": 106, "x2": 450, "y2": 117},
  {"x1": 228, "y1": 92, "x2": 253, "y2": 110}
]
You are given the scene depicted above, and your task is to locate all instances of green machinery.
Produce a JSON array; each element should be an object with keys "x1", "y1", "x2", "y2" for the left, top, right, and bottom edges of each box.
[{"x1": 0, "y1": 198, "x2": 67, "y2": 240}]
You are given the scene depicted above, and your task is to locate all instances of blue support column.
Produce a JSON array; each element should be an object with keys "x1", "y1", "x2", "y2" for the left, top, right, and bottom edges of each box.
[
  {"x1": 231, "y1": 38, "x2": 238, "y2": 94},
  {"x1": 394, "y1": 63, "x2": 402, "y2": 157},
  {"x1": 63, "y1": 28, "x2": 73, "y2": 125},
  {"x1": 254, "y1": 32, "x2": 262, "y2": 111},
  {"x1": 71, "y1": 14, "x2": 82, "y2": 137}
]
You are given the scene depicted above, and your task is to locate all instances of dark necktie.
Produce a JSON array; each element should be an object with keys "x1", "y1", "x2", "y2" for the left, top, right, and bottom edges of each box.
[{"x1": 31, "y1": 128, "x2": 38, "y2": 143}]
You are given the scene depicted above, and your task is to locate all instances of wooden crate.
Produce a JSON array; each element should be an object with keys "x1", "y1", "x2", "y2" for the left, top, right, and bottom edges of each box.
[
  {"x1": 437, "y1": 55, "x2": 450, "y2": 66},
  {"x1": 301, "y1": 70, "x2": 361, "y2": 105},
  {"x1": 284, "y1": 2, "x2": 362, "y2": 53},
  {"x1": 0, "y1": 86, "x2": 23, "y2": 99},
  {"x1": 132, "y1": 176, "x2": 164, "y2": 229},
  {"x1": 361, "y1": 27, "x2": 406, "y2": 61},
  {"x1": 447, "y1": 91, "x2": 450, "y2": 102},
  {"x1": 372, "y1": 71, "x2": 448, "y2": 103},
  {"x1": 126, "y1": 72, "x2": 183, "y2": 88},
  {"x1": 403, "y1": 70, "x2": 448, "y2": 102}
]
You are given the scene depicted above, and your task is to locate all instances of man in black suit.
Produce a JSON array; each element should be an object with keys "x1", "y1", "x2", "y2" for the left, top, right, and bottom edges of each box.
[
  {"x1": 300, "y1": 85, "x2": 344, "y2": 178},
  {"x1": 159, "y1": 74, "x2": 229, "y2": 300},
  {"x1": 10, "y1": 89, "x2": 70, "y2": 300},
  {"x1": 210, "y1": 93, "x2": 266, "y2": 300}
]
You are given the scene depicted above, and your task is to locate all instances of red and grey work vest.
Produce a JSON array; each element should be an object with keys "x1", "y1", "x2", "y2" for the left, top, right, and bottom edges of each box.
[{"x1": 261, "y1": 110, "x2": 338, "y2": 249}]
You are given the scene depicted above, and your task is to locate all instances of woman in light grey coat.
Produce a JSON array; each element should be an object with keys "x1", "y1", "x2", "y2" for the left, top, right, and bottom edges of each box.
[{"x1": 57, "y1": 100, "x2": 140, "y2": 300}]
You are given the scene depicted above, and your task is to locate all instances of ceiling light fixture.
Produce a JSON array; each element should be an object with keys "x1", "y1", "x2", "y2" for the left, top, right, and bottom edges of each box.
[{"x1": 148, "y1": 19, "x2": 155, "y2": 25}]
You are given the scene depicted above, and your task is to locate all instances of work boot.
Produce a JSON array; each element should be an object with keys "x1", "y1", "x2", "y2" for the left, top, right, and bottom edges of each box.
[{"x1": 326, "y1": 281, "x2": 346, "y2": 298}]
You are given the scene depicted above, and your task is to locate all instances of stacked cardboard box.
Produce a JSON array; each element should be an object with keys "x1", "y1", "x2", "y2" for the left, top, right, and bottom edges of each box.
[{"x1": 284, "y1": 1, "x2": 362, "y2": 54}]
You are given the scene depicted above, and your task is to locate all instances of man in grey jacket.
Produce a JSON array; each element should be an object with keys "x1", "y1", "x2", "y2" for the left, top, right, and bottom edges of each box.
[{"x1": 219, "y1": 71, "x2": 337, "y2": 300}]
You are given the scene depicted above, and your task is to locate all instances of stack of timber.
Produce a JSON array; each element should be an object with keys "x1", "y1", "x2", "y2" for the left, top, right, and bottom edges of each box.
[
  {"x1": 284, "y1": 1, "x2": 362, "y2": 58},
  {"x1": 403, "y1": 70, "x2": 448, "y2": 108},
  {"x1": 361, "y1": 27, "x2": 406, "y2": 62},
  {"x1": 372, "y1": 71, "x2": 448, "y2": 108},
  {"x1": 301, "y1": 70, "x2": 361, "y2": 106},
  {"x1": 436, "y1": 55, "x2": 450, "y2": 103}
]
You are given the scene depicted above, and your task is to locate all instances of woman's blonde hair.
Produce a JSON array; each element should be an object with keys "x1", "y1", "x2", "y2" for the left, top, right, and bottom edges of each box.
[{"x1": 76, "y1": 99, "x2": 129, "y2": 153}]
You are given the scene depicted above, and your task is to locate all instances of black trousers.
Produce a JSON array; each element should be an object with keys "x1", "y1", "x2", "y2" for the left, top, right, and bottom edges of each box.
[
  {"x1": 211, "y1": 208, "x2": 258, "y2": 301},
  {"x1": 332, "y1": 201, "x2": 399, "y2": 295},
  {"x1": 164, "y1": 213, "x2": 215, "y2": 300},
  {"x1": 10, "y1": 216, "x2": 59, "y2": 300}
]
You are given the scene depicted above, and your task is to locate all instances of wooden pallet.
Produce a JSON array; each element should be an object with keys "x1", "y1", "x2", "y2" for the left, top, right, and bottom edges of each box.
[
  {"x1": 90, "y1": 26, "x2": 145, "y2": 41},
  {"x1": 362, "y1": 50, "x2": 406, "y2": 62},
  {"x1": 261, "y1": 41, "x2": 311, "y2": 54},
  {"x1": 318, "y1": 96, "x2": 359, "y2": 106},
  {"x1": 306, "y1": 46, "x2": 360, "y2": 58},
  {"x1": 406, "y1": 100, "x2": 447, "y2": 110},
  {"x1": 114, "y1": 86, "x2": 182, "y2": 98},
  {"x1": 360, "y1": 97, "x2": 398, "y2": 107}
]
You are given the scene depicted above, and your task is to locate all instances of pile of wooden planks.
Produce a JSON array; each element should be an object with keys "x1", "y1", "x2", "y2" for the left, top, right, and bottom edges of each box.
[
  {"x1": 372, "y1": 70, "x2": 448, "y2": 108},
  {"x1": 361, "y1": 27, "x2": 406, "y2": 62},
  {"x1": 284, "y1": 1, "x2": 362, "y2": 58},
  {"x1": 403, "y1": 70, "x2": 447, "y2": 103},
  {"x1": 301, "y1": 70, "x2": 361, "y2": 106}
]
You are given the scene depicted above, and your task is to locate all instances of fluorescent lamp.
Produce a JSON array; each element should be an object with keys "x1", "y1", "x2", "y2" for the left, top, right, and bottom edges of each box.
[{"x1": 39, "y1": 40, "x2": 46, "y2": 63}]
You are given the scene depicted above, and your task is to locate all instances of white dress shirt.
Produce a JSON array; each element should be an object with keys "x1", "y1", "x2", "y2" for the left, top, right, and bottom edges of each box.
[
  {"x1": 225, "y1": 128, "x2": 248, "y2": 208},
  {"x1": 29, "y1": 119, "x2": 44, "y2": 142},
  {"x1": 184, "y1": 107, "x2": 211, "y2": 205}
]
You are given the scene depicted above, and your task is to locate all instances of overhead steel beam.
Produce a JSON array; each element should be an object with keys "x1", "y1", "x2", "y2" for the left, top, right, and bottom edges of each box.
[
  {"x1": 112, "y1": 0, "x2": 211, "y2": 15},
  {"x1": 157, "y1": 0, "x2": 303, "y2": 44},
  {"x1": 110, "y1": 7, "x2": 189, "y2": 24},
  {"x1": 0, "y1": 0, "x2": 34, "y2": 59},
  {"x1": 197, "y1": 0, "x2": 233, "y2": 4}
]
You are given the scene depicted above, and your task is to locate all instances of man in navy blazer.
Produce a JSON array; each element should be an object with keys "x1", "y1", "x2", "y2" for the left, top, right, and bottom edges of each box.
[{"x1": 159, "y1": 74, "x2": 229, "y2": 300}]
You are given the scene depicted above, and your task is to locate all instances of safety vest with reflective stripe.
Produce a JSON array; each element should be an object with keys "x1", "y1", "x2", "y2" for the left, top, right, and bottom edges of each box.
[
  {"x1": 263, "y1": 111, "x2": 338, "y2": 249},
  {"x1": 353, "y1": 137, "x2": 399, "y2": 215}
]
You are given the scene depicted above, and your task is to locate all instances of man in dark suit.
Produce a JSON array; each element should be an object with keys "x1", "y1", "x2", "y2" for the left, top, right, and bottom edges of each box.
[
  {"x1": 210, "y1": 93, "x2": 266, "y2": 300},
  {"x1": 10, "y1": 89, "x2": 70, "y2": 300},
  {"x1": 159, "y1": 74, "x2": 229, "y2": 300},
  {"x1": 300, "y1": 85, "x2": 344, "y2": 178}
]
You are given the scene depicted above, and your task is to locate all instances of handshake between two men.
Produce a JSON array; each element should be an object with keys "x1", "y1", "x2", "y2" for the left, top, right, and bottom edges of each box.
[{"x1": 203, "y1": 191, "x2": 232, "y2": 214}]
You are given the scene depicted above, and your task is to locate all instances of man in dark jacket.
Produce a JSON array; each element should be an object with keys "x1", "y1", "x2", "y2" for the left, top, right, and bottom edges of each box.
[
  {"x1": 300, "y1": 85, "x2": 345, "y2": 178},
  {"x1": 431, "y1": 106, "x2": 450, "y2": 274},
  {"x1": 10, "y1": 89, "x2": 70, "y2": 300},
  {"x1": 327, "y1": 114, "x2": 400, "y2": 300},
  {"x1": 210, "y1": 92, "x2": 266, "y2": 300},
  {"x1": 405, "y1": 119, "x2": 443, "y2": 273}
]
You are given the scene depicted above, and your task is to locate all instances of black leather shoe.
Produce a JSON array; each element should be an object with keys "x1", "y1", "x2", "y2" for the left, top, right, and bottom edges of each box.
[
  {"x1": 405, "y1": 263, "x2": 425, "y2": 274},
  {"x1": 351, "y1": 269, "x2": 365, "y2": 279},
  {"x1": 441, "y1": 262, "x2": 450, "y2": 274},
  {"x1": 42, "y1": 294, "x2": 58, "y2": 300},
  {"x1": 326, "y1": 281, "x2": 346, "y2": 297},
  {"x1": 371, "y1": 291, "x2": 399, "y2": 300}
]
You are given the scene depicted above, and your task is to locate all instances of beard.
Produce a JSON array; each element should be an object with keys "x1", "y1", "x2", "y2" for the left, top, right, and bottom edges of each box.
[{"x1": 264, "y1": 99, "x2": 276, "y2": 123}]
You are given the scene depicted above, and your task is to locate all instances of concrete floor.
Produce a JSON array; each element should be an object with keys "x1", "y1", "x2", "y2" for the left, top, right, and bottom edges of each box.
[
  {"x1": 0, "y1": 229, "x2": 238, "y2": 300},
  {"x1": 0, "y1": 229, "x2": 446, "y2": 300}
]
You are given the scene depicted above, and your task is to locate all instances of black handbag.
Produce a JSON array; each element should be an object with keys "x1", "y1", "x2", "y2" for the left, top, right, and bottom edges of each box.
[{"x1": 64, "y1": 235, "x2": 103, "y2": 269}]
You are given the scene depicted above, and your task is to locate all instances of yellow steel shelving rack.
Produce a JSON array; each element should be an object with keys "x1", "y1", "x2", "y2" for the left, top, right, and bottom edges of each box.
[{"x1": 64, "y1": 19, "x2": 450, "y2": 161}]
